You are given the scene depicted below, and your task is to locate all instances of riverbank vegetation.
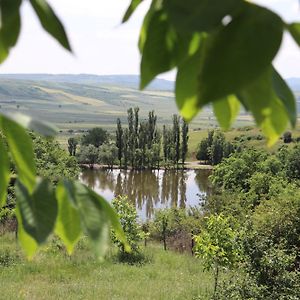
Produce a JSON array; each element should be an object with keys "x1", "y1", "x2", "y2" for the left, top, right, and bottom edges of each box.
[{"x1": 73, "y1": 107, "x2": 189, "y2": 169}]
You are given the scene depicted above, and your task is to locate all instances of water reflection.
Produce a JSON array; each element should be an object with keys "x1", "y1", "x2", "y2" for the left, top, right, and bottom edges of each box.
[{"x1": 80, "y1": 169, "x2": 212, "y2": 220}]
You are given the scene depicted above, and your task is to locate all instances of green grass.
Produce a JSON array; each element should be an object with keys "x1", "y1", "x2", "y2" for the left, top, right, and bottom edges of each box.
[{"x1": 0, "y1": 233, "x2": 214, "y2": 300}]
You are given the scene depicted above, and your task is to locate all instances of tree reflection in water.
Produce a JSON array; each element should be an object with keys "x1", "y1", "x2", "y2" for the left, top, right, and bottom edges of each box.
[{"x1": 80, "y1": 168, "x2": 212, "y2": 219}]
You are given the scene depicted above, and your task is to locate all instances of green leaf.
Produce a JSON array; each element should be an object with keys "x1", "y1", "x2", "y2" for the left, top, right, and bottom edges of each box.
[
  {"x1": 4, "y1": 113, "x2": 58, "y2": 136},
  {"x1": 0, "y1": 0, "x2": 22, "y2": 63},
  {"x1": 287, "y1": 23, "x2": 300, "y2": 47},
  {"x1": 140, "y1": 11, "x2": 177, "y2": 89},
  {"x1": 239, "y1": 69, "x2": 289, "y2": 146},
  {"x1": 29, "y1": 0, "x2": 71, "y2": 51},
  {"x1": 272, "y1": 68, "x2": 297, "y2": 127},
  {"x1": 164, "y1": 0, "x2": 242, "y2": 33},
  {"x1": 16, "y1": 179, "x2": 57, "y2": 244},
  {"x1": 89, "y1": 190, "x2": 130, "y2": 253},
  {"x1": 72, "y1": 182, "x2": 111, "y2": 258},
  {"x1": 15, "y1": 206, "x2": 38, "y2": 259},
  {"x1": 1, "y1": 116, "x2": 36, "y2": 192},
  {"x1": 197, "y1": 3, "x2": 283, "y2": 105},
  {"x1": 0, "y1": 136, "x2": 10, "y2": 207},
  {"x1": 213, "y1": 95, "x2": 240, "y2": 130},
  {"x1": 55, "y1": 181, "x2": 82, "y2": 254},
  {"x1": 122, "y1": 0, "x2": 143, "y2": 23},
  {"x1": 175, "y1": 47, "x2": 203, "y2": 121}
]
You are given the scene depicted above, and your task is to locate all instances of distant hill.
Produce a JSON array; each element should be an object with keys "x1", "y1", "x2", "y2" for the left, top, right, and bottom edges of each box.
[
  {"x1": 0, "y1": 74, "x2": 196, "y2": 131},
  {"x1": 0, "y1": 74, "x2": 174, "y2": 91},
  {"x1": 1, "y1": 74, "x2": 299, "y2": 132}
]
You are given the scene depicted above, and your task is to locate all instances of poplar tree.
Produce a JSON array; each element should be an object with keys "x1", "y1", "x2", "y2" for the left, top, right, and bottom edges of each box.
[
  {"x1": 134, "y1": 107, "x2": 139, "y2": 150},
  {"x1": 147, "y1": 110, "x2": 157, "y2": 149},
  {"x1": 116, "y1": 118, "x2": 123, "y2": 167},
  {"x1": 181, "y1": 119, "x2": 189, "y2": 165},
  {"x1": 123, "y1": 128, "x2": 129, "y2": 169},
  {"x1": 172, "y1": 115, "x2": 181, "y2": 166},
  {"x1": 127, "y1": 108, "x2": 135, "y2": 167}
]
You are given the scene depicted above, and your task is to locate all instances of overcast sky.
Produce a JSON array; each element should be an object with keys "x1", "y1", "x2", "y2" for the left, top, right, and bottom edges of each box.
[{"x1": 0, "y1": 0, "x2": 300, "y2": 80}]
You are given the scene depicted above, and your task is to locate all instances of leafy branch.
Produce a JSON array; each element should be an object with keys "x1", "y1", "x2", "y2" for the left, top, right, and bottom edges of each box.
[{"x1": 125, "y1": 0, "x2": 300, "y2": 145}]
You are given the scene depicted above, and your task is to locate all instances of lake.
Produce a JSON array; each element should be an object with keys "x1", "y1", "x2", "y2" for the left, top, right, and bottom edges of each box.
[{"x1": 80, "y1": 169, "x2": 212, "y2": 220}]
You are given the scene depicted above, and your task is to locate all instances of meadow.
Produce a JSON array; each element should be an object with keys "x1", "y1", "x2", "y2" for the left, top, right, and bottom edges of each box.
[{"x1": 0, "y1": 233, "x2": 214, "y2": 300}]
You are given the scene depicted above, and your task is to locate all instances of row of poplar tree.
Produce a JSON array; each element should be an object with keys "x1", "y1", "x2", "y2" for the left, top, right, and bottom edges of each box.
[{"x1": 116, "y1": 107, "x2": 189, "y2": 169}]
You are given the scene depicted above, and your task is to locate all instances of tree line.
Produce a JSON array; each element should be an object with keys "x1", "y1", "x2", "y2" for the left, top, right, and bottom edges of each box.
[
  {"x1": 116, "y1": 107, "x2": 189, "y2": 169},
  {"x1": 196, "y1": 130, "x2": 237, "y2": 165},
  {"x1": 68, "y1": 108, "x2": 189, "y2": 169}
]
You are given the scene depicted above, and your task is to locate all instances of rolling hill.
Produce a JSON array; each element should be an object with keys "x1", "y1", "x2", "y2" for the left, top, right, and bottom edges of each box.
[
  {"x1": 0, "y1": 74, "x2": 299, "y2": 133},
  {"x1": 0, "y1": 74, "x2": 217, "y2": 131}
]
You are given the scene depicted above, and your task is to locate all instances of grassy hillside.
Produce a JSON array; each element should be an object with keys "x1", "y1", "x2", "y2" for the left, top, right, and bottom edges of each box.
[{"x1": 0, "y1": 74, "x2": 251, "y2": 134}]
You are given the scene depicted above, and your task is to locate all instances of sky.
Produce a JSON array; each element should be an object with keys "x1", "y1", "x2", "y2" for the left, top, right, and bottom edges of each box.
[{"x1": 0, "y1": 0, "x2": 300, "y2": 80}]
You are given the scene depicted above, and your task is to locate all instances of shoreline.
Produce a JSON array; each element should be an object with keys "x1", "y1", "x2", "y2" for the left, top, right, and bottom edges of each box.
[{"x1": 80, "y1": 162, "x2": 213, "y2": 171}]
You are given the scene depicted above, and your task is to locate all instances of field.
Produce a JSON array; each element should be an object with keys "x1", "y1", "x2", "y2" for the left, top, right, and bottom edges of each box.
[{"x1": 0, "y1": 233, "x2": 214, "y2": 300}]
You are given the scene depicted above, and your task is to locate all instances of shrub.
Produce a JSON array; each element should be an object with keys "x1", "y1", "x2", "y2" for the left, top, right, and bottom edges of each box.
[
  {"x1": 194, "y1": 214, "x2": 243, "y2": 298},
  {"x1": 111, "y1": 196, "x2": 143, "y2": 262}
]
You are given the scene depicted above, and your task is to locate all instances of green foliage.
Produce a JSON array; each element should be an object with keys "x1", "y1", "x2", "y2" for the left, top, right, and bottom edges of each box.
[
  {"x1": 32, "y1": 134, "x2": 80, "y2": 182},
  {"x1": 194, "y1": 213, "x2": 242, "y2": 297},
  {"x1": 0, "y1": 115, "x2": 127, "y2": 258},
  {"x1": 0, "y1": 0, "x2": 22, "y2": 63},
  {"x1": 116, "y1": 108, "x2": 189, "y2": 169},
  {"x1": 150, "y1": 208, "x2": 202, "y2": 251},
  {"x1": 16, "y1": 179, "x2": 57, "y2": 244},
  {"x1": 29, "y1": 0, "x2": 71, "y2": 51},
  {"x1": 81, "y1": 127, "x2": 109, "y2": 148},
  {"x1": 111, "y1": 196, "x2": 143, "y2": 258},
  {"x1": 205, "y1": 146, "x2": 300, "y2": 298},
  {"x1": 194, "y1": 214, "x2": 242, "y2": 271},
  {"x1": 196, "y1": 130, "x2": 235, "y2": 165},
  {"x1": 124, "y1": 0, "x2": 298, "y2": 144},
  {"x1": 283, "y1": 131, "x2": 292, "y2": 143},
  {"x1": 1, "y1": 115, "x2": 36, "y2": 193},
  {"x1": 78, "y1": 144, "x2": 99, "y2": 168},
  {"x1": 98, "y1": 143, "x2": 118, "y2": 169},
  {"x1": 0, "y1": 0, "x2": 70, "y2": 63},
  {"x1": 67, "y1": 137, "x2": 78, "y2": 156},
  {"x1": 0, "y1": 136, "x2": 10, "y2": 206}
]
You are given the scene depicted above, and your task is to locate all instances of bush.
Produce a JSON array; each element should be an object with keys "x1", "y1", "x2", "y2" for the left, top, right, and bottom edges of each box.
[
  {"x1": 111, "y1": 196, "x2": 143, "y2": 262},
  {"x1": 150, "y1": 208, "x2": 203, "y2": 252}
]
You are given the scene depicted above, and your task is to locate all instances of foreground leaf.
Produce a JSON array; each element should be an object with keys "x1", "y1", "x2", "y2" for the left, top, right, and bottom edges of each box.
[
  {"x1": 55, "y1": 181, "x2": 82, "y2": 254},
  {"x1": 73, "y1": 182, "x2": 111, "y2": 258},
  {"x1": 176, "y1": 47, "x2": 203, "y2": 121},
  {"x1": 16, "y1": 179, "x2": 57, "y2": 244},
  {"x1": 0, "y1": 136, "x2": 10, "y2": 207},
  {"x1": 164, "y1": 0, "x2": 241, "y2": 33},
  {"x1": 272, "y1": 68, "x2": 297, "y2": 127},
  {"x1": 213, "y1": 96, "x2": 240, "y2": 130},
  {"x1": 15, "y1": 207, "x2": 38, "y2": 259},
  {"x1": 140, "y1": 11, "x2": 177, "y2": 89},
  {"x1": 122, "y1": 0, "x2": 143, "y2": 23},
  {"x1": 197, "y1": 3, "x2": 283, "y2": 105},
  {"x1": 29, "y1": 0, "x2": 71, "y2": 51},
  {"x1": 288, "y1": 23, "x2": 300, "y2": 47},
  {"x1": 0, "y1": 0, "x2": 22, "y2": 63},
  {"x1": 239, "y1": 69, "x2": 289, "y2": 146},
  {"x1": 1, "y1": 116, "x2": 36, "y2": 192}
]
